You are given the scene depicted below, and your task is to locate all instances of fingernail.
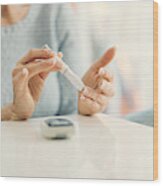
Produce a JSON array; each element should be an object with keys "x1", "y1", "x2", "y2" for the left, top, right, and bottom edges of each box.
[
  {"x1": 58, "y1": 52, "x2": 63, "y2": 58},
  {"x1": 83, "y1": 87, "x2": 89, "y2": 96},
  {"x1": 49, "y1": 51, "x2": 54, "y2": 57},
  {"x1": 22, "y1": 68, "x2": 28, "y2": 76},
  {"x1": 50, "y1": 52, "x2": 54, "y2": 57},
  {"x1": 99, "y1": 68, "x2": 105, "y2": 75}
]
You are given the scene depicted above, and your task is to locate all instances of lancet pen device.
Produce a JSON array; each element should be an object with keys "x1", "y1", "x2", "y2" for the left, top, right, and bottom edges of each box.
[{"x1": 43, "y1": 44, "x2": 85, "y2": 92}]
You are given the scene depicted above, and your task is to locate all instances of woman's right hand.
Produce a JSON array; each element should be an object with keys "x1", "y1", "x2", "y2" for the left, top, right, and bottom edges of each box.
[{"x1": 9, "y1": 48, "x2": 62, "y2": 120}]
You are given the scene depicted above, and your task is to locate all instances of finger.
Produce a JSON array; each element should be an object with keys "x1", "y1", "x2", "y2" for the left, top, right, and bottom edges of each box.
[
  {"x1": 80, "y1": 95, "x2": 101, "y2": 114},
  {"x1": 58, "y1": 52, "x2": 63, "y2": 58},
  {"x1": 97, "y1": 80, "x2": 115, "y2": 97},
  {"x1": 25, "y1": 59, "x2": 60, "y2": 78},
  {"x1": 98, "y1": 68, "x2": 113, "y2": 82},
  {"x1": 13, "y1": 60, "x2": 53, "y2": 79},
  {"x1": 82, "y1": 87, "x2": 108, "y2": 105},
  {"x1": 39, "y1": 72, "x2": 49, "y2": 80},
  {"x1": 17, "y1": 48, "x2": 54, "y2": 65},
  {"x1": 37, "y1": 55, "x2": 63, "y2": 69},
  {"x1": 13, "y1": 68, "x2": 29, "y2": 92},
  {"x1": 13, "y1": 68, "x2": 28, "y2": 83},
  {"x1": 38, "y1": 59, "x2": 62, "y2": 80},
  {"x1": 92, "y1": 47, "x2": 116, "y2": 71}
]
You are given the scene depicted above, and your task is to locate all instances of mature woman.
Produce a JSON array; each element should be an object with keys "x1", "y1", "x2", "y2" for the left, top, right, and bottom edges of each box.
[{"x1": 1, "y1": 4, "x2": 115, "y2": 121}]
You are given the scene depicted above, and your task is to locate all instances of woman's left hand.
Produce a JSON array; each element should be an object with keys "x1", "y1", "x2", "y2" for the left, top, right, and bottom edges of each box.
[{"x1": 78, "y1": 47, "x2": 115, "y2": 115}]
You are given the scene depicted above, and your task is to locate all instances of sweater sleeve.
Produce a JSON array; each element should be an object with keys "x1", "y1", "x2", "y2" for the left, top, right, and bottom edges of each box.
[{"x1": 55, "y1": 4, "x2": 85, "y2": 115}]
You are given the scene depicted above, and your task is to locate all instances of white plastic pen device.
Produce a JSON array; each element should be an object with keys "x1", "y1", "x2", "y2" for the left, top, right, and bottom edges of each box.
[{"x1": 43, "y1": 44, "x2": 85, "y2": 92}]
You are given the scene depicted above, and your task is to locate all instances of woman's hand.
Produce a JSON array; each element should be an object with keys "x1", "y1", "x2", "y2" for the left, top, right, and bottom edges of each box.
[
  {"x1": 7, "y1": 48, "x2": 62, "y2": 120},
  {"x1": 78, "y1": 47, "x2": 115, "y2": 115}
]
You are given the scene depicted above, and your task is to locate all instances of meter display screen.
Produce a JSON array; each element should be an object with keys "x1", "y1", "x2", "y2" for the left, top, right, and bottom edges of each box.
[{"x1": 45, "y1": 118, "x2": 73, "y2": 127}]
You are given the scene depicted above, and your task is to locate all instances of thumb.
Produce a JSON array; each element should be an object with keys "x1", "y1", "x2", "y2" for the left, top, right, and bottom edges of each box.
[
  {"x1": 13, "y1": 68, "x2": 29, "y2": 94},
  {"x1": 92, "y1": 47, "x2": 116, "y2": 71}
]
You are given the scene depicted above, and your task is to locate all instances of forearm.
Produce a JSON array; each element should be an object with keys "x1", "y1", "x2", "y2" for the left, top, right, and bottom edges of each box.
[{"x1": 1, "y1": 103, "x2": 13, "y2": 121}]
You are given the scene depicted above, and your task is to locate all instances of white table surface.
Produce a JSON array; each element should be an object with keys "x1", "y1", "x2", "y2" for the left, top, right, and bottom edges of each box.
[{"x1": 1, "y1": 114, "x2": 153, "y2": 180}]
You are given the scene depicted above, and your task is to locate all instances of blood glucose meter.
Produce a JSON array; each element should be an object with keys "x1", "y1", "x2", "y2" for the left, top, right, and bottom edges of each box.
[{"x1": 41, "y1": 118, "x2": 75, "y2": 139}]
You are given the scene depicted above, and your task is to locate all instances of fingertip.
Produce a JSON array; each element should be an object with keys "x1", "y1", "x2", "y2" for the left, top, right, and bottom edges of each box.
[
  {"x1": 110, "y1": 46, "x2": 116, "y2": 52},
  {"x1": 93, "y1": 47, "x2": 116, "y2": 70},
  {"x1": 58, "y1": 52, "x2": 63, "y2": 58},
  {"x1": 106, "y1": 47, "x2": 116, "y2": 60}
]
